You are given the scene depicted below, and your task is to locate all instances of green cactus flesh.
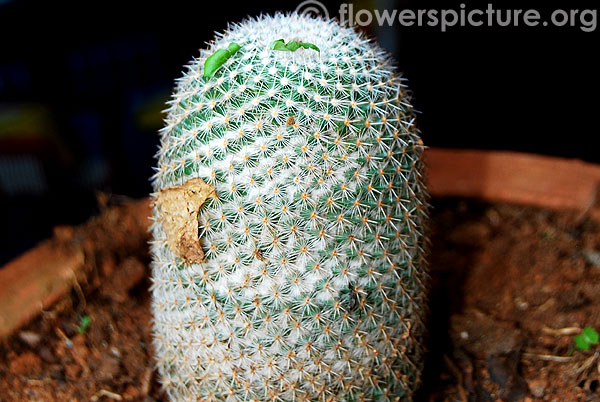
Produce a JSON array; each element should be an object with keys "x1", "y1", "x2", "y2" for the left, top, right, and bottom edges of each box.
[{"x1": 150, "y1": 13, "x2": 429, "y2": 402}]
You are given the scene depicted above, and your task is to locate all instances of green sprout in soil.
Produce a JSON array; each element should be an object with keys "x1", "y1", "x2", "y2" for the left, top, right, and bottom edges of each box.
[
  {"x1": 203, "y1": 43, "x2": 242, "y2": 78},
  {"x1": 269, "y1": 39, "x2": 320, "y2": 53},
  {"x1": 574, "y1": 326, "x2": 599, "y2": 351},
  {"x1": 77, "y1": 315, "x2": 91, "y2": 335}
]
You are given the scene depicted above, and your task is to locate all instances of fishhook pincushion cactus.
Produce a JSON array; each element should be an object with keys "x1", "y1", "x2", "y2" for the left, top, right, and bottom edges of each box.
[{"x1": 150, "y1": 13, "x2": 429, "y2": 402}]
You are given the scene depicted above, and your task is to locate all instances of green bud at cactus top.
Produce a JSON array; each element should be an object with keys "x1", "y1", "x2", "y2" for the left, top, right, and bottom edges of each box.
[{"x1": 150, "y1": 13, "x2": 429, "y2": 402}]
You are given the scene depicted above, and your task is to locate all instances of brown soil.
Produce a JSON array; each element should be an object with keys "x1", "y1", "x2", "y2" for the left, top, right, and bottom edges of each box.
[{"x1": 1, "y1": 198, "x2": 599, "y2": 401}]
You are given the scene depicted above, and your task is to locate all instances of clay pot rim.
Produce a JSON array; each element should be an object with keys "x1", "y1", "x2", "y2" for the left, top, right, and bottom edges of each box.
[{"x1": 1, "y1": 148, "x2": 598, "y2": 338}]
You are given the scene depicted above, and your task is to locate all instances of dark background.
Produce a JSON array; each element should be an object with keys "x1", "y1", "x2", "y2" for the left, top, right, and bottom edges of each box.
[{"x1": 1, "y1": 0, "x2": 598, "y2": 264}]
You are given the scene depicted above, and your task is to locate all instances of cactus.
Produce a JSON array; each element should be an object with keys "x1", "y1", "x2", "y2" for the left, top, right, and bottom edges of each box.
[{"x1": 150, "y1": 13, "x2": 429, "y2": 402}]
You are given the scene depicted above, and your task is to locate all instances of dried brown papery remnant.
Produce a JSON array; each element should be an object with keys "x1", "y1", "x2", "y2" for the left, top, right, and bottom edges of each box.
[{"x1": 153, "y1": 178, "x2": 216, "y2": 264}]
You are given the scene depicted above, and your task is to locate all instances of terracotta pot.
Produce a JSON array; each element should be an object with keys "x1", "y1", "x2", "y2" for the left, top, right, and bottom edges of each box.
[{"x1": 1, "y1": 148, "x2": 598, "y2": 338}]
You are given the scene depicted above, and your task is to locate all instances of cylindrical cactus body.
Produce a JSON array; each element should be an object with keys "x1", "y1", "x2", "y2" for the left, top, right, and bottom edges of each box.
[{"x1": 151, "y1": 14, "x2": 428, "y2": 401}]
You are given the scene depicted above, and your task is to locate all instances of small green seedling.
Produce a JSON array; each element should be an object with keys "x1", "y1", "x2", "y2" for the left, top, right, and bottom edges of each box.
[
  {"x1": 574, "y1": 326, "x2": 599, "y2": 351},
  {"x1": 203, "y1": 43, "x2": 242, "y2": 78},
  {"x1": 269, "y1": 39, "x2": 320, "y2": 53},
  {"x1": 77, "y1": 315, "x2": 91, "y2": 334}
]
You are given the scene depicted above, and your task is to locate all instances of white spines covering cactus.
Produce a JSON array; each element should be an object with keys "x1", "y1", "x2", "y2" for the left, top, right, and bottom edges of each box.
[{"x1": 150, "y1": 13, "x2": 429, "y2": 402}]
